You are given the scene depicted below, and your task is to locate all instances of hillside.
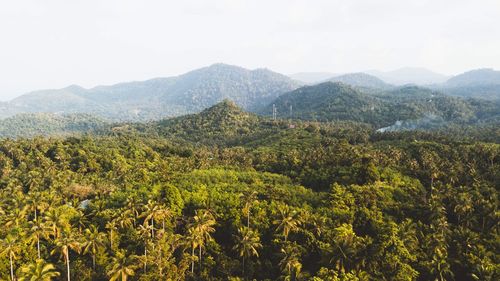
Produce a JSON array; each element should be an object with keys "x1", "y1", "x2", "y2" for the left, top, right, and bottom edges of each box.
[
  {"x1": 445, "y1": 68, "x2": 500, "y2": 87},
  {"x1": 153, "y1": 100, "x2": 262, "y2": 144},
  {"x1": 437, "y1": 68, "x2": 500, "y2": 99},
  {"x1": 328, "y1": 72, "x2": 392, "y2": 90},
  {"x1": 160, "y1": 64, "x2": 300, "y2": 113},
  {"x1": 262, "y1": 82, "x2": 497, "y2": 128},
  {"x1": 260, "y1": 82, "x2": 391, "y2": 126},
  {"x1": 5, "y1": 64, "x2": 299, "y2": 121},
  {"x1": 0, "y1": 113, "x2": 108, "y2": 138}
]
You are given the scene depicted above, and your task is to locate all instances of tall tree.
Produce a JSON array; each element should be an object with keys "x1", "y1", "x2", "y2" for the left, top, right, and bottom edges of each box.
[
  {"x1": 82, "y1": 225, "x2": 106, "y2": 269},
  {"x1": 51, "y1": 231, "x2": 81, "y2": 281},
  {"x1": 233, "y1": 227, "x2": 262, "y2": 278},
  {"x1": 1, "y1": 234, "x2": 20, "y2": 281}
]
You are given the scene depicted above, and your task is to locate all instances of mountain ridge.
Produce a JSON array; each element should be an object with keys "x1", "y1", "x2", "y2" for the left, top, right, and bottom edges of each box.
[{"x1": 3, "y1": 63, "x2": 299, "y2": 121}]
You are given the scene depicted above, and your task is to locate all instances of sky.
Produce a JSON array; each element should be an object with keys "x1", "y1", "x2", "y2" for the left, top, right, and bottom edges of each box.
[{"x1": 0, "y1": 0, "x2": 499, "y2": 100}]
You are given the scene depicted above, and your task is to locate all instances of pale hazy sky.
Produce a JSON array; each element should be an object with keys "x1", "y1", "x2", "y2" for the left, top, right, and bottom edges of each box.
[{"x1": 1, "y1": 0, "x2": 499, "y2": 100}]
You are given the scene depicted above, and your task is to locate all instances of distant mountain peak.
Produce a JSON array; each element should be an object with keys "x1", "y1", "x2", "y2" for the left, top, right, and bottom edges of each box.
[
  {"x1": 446, "y1": 68, "x2": 500, "y2": 87},
  {"x1": 328, "y1": 72, "x2": 391, "y2": 89},
  {"x1": 201, "y1": 99, "x2": 244, "y2": 115},
  {"x1": 157, "y1": 99, "x2": 259, "y2": 141},
  {"x1": 4, "y1": 64, "x2": 298, "y2": 121}
]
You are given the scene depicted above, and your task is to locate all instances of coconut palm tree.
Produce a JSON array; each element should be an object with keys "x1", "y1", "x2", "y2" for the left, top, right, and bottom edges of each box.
[
  {"x1": 189, "y1": 209, "x2": 216, "y2": 273},
  {"x1": 233, "y1": 227, "x2": 262, "y2": 278},
  {"x1": 18, "y1": 259, "x2": 60, "y2": 281},
  {"x1": 51, "y1": 231, "x2": 81, "y2": 281},
  {"x1": 124, "y1": 197, "x2": 142, "y2": 227},
  {"x1": 28, "y1": 219, "x2": 51, "y2": 259},
  {"x1": 137, "y1": 224, "x2": 153, "y2": 273},
  {"x1": 241, "y1": 191, "x2": 258, "y2": 228},
  {"x1": 185, "y1": 227, "x2": 201, "y2": 274},
  {"x1": 279, "y1": 246, "x2": 302, "y2": 281},
  {"x1": 108, "y1": 250, "x2": 139, "y2": 281},
  {"x1": 105, "y1": 220, "x2": 118, "y2": 249},
  {"x1": 142, "y1": 200, "x2": 162, "y2": 238},
  {"x1": 82, "y1": 225, "x2": 106, "y2": 269},
  {"x1": 273, "y1": 204, "x2": 300, "y2": 242},
  {"x1": 43, "y1": 208, "x2": 68, "y2": 239},
  {"x1": 1, "y1": 234, "x2": 21, "y2": 281},
  {"x1": 4, "y1": 200, "x2": 28, "y2": 229}
]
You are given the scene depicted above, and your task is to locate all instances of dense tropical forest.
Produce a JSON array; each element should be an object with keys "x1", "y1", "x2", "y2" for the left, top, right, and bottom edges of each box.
[{"x1": 0, "y1": 99, "x2": 498, "y2": 281}]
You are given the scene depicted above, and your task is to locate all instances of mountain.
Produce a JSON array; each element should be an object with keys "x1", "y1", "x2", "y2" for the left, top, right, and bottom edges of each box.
[
  {"x1": 437, "y1": 68, "x2": 500, "y2": 99},
  {"x1": 4, "y1": 64, "x2": 299, "y2": 121},
  {"x1": 367, "y1": 67, "x2": 450, "y2": 85},
  {"x1": 153, "y1": 99, "x2": 261, "y2": 143},
  {"x1": 129, "y1": 99, "x2": 373, "y2": 147},
  {"x1": 288, "y1": 72, "x2": 338, "y2": 84},
  {"x1": 159, "y1": 64, "x2": 300, "y2": 113},
  {"x1": 0, "y1": 113, "x2": 108, "y2": 138},
  {"x1": 445, "y1": 68, "x2": 500, "y2": 86},
  {"x1": 261, "y1": 82, "x2": 391, "y2": 126},
  {"x1": 262, "y1": 82, "x2": 496, "y2": 128},
  {"x1": 327, "y1": 73, "x2": 392, "y2": 90}
]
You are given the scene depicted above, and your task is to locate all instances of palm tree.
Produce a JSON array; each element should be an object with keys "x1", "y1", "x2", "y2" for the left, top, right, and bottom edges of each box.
[
  {"x1": 233, "y1": 227, "x2": 262, "y2": 278},
  {"x1": 185, "y1": 227, "x2": 201, "y2": 274},
  {"x1": 28, "y1": 219, "x2": 51, "y2": 259},
  {"x1": 157, "y1": 206, "x2": 173, "y2": 232},
  {"x1": 273, "y1": 204, "x2": 300, "y2": 242},
  {"x1": 1, "y1": 234, "x2": 20, "y2": 281},
  {"x1": 105, "y1": 220, "x2": 118, "y2": 249},
  {"x1": 108, "y1": 250, "x2": 139, "y2": 281},
  {"x1": 82, "y1": 225, "x2": 106, "y2": 269},
  {"x1": 116, "y1": 211, "x2": 134, "y2": 230},
  {"x1": 51, "y1": 231, "x2": 81, "y2": 281},
  {"x1": 5, "y1": 200, "x2": 28, "y2": 228},
  {"x1": 142, "y1": 200, "x2": 162, "y2": 238},
  {"x1": 137, "y1": 224, "x2": 153, "y2": 273},
  {"x1": 43, "y1": 208, "x2": 68, "y2": 239},
  {"x1": 241, "y1": 191, "x2": 258, "y2": 228},
  {"x1": 71, "y1": 209, "x2": 90, "y2": 233},
  {"x1": 279, "y1": 246, "x2": 302, "y2": 281},
  {"x1": 189, "y1": 209, "x2": 216, "y2": 273},
  {"x1": 18, "y1": 259, "x2": 60, "y2": 281},
  {"x1": 124, "y1": 197, "x2": 142, "y2": 227}
]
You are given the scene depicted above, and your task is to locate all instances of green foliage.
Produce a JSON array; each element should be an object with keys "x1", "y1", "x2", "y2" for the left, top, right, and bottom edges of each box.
[{"x1": 0, "y1": 103, "x2": 498, "y2": 281}]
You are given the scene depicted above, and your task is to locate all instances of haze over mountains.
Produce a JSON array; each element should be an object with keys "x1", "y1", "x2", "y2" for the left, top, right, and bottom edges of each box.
[
  {"x1": 1, "y1": 63, "x2": 499, "y2": 135},
  {"x1": 366, "y1": 67, "x2": 450, "y2": 85},
  {"x1": 1, "y1": 64, "x2": 299, "y2": 121}
]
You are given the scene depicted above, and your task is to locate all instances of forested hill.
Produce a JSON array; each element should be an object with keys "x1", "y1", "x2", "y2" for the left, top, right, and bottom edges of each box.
[
  {"x1": 0, "y1": 111, "x2": 498, "y2": 280},
  {"x1": 262, "y1": 82, "x2": 500, "y2": 128},
  {"x1": 436, "y1": 68, "x2": 500, "y2": 100},
  {"x1": 0, "y1": 113, "x2": 108, "y2": 138},
  {"x1": 327, "y1": 72, "x2": 392, "y2": 90},
  {"x1": 153, "y1": 99, "x2": 261, "y2": 143},
  {"x1": 3, "y1": 64, "x2": 299, "y2": 121}
]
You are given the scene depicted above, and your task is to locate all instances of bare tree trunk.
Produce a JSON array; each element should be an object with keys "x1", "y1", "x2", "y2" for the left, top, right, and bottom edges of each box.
[
  {"x1": 66, "y1": 251, "x2": 71, "y2": 281},
  {"x1": 10, "y1": 255, "x2": 14, "y2": 281},
  {"x1": 199, "y1": 245, "x2": 202, "y2": 273},
  {"x1": 37, "y1": 235, "x2": 41, "y2": 259},
  {"x1": 191, "y1": 246, "x2": 195, "y2": 274},
  {"x1": 144, "y1": 246, "x2": 147, "y2": 273}
]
